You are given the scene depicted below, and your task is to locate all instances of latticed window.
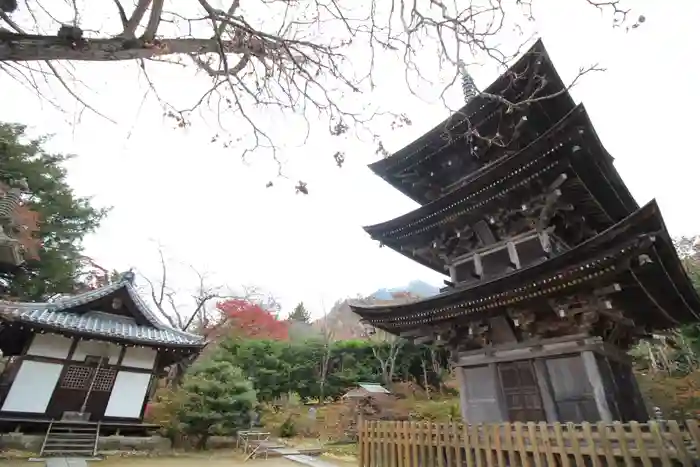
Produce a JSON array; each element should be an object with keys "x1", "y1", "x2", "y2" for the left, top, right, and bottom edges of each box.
[
  {"x1": 60, "y1": 365, "x2": 92, "y2": 390},
  {"x1": 92, "y1": 368, "x2": 117, "y2": 392}
]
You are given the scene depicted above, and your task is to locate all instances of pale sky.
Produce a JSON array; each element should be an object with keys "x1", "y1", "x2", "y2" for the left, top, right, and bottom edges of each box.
[{"x1": 1, "y1": 0, "x2": 698, "y2": 319}]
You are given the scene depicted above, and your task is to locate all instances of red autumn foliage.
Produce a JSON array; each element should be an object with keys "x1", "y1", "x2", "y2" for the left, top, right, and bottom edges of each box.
[{"x1": 214, "y1": 298, "x2": 289, "y2": 341}]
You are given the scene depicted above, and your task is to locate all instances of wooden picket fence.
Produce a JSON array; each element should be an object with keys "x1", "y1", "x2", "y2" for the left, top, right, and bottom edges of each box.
[{"x1": 358, "y1": 420, "x2": 700, "y2": 467}]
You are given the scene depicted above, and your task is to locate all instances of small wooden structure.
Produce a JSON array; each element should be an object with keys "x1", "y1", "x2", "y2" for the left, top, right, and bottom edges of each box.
[
  {"x1": 343, "y1": 383, "x2": 401, "y2": 441},
  {"x1": 343, "y1": 383, "x2": 392, "y2": 400},
  {"x1": 350, "y1": 38, "x2": 700, "y2": 425},
  {"x1": 0, "y1": 272, "x2": 206, "y2": 430},
  {"x1": 358, "y1": 419, "x2": 700, "y2": 467}
]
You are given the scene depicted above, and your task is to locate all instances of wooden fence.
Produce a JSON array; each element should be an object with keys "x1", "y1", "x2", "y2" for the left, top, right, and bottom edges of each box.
[{"x1": 358, "y1": 420, "x2": 700, "y2": 467}]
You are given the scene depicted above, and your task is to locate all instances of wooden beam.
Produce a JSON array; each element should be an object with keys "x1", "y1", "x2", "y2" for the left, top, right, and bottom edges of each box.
[
  {"x1": 448, "y1": 265, "x2": 457, "y2": 283},
  {"x1": 506, "y1": 241, "x2": 520, "y2": 269},
  {"x1": 537, "y1": 188, "x2": 562, "y2": 231},
  {"x1": 594, "y1": 283, "x2": 622, "y2": 296},
  {"x1": 473, "y1": 254, "x2": 483, "y2": 279},
  {"x1": 457, "y1": 333, "x2": 589, "y2": 358},
  {"x1": 488, "y1": 316, "x2": 518, "y2": 344},
  {"x1": 538, "y1": 231, "x2": 552, "y2": 255},
  {"x1": 457, "y1": 343, "x2": 595, "y2": 367},
  {"x1": 548, "y1": 173, "x2": 568, "y2": 191},
  {"x1": 473, "y1": 220, "x2": 496, "y2": 245}
]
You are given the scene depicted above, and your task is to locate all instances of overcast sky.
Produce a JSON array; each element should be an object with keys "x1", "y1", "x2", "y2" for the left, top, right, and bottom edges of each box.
[{"x1": 1, "y1": 0, "x2": 697, "y2": 319}]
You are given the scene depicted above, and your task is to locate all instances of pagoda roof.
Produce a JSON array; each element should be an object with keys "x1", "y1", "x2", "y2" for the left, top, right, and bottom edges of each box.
[
  {"x1": 364, "y1": 105, "x2": 638, "y2": 273},
  {"x1": 351, "y1": 200, "x2": 700, "y2": 334},
  {"x1": 369, "y1": 39, "x2": 576, "y2": 205},
  {"x1": 0, "y1": 278, "x2": 206, "y2": 349}
]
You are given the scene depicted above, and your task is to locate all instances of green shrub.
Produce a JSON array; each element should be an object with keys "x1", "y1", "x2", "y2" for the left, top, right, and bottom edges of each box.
[
  {"x1": 279, "y1": 415, "x2": 298, "y2": 438},
  {"x1": 177, "y1": 358, "x2": 257, "y2": 449}
]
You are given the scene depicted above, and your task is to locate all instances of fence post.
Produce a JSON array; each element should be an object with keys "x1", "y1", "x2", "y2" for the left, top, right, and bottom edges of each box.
[{"x1": 359, "y1": 418, "x2": 365, "y2": 467}]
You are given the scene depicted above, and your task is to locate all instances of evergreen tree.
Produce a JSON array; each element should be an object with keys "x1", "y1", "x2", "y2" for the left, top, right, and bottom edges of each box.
[
  {"x1": 288, "y1": 301, "x2": 311, "y2": 323},
  {"x1": 0, "y1": 123, "x2": 109, "y2": 299},
  {"x1": 177, "y1": 357, "x2": 257, "y2": 449}
]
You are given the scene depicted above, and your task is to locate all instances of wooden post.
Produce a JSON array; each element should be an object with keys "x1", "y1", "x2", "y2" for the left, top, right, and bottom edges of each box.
[
  {"x1": 359, "y1": 418, "x2": 366, "y2": 467},
  {"x1": 506, "y1": 241, "x2": 520, "y2": 269},
  {"x1": 456, "y1": 367, "x2": 470, "y2": 423},
  {"x1": 533, "y1": 358, "x2": 558, "y2": 422},
  {"x1": 491, "y1": 363, "x2": 509, "y2": 422},
  {"x1": 448, "y1": 265, "x2": 457, "y2": 284},
  {"x1": 581, "y1": 351, "x2": 612, "y2": 422}
]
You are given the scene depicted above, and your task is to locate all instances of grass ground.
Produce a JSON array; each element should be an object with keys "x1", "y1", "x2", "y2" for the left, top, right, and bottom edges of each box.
[{"x1": 3, "y1": 456, "x2": 303, "y2": 467}]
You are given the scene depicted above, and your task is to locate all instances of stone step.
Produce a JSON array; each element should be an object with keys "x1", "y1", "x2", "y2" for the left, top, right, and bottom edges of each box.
[
  {"x1": 45, "y1": 440, "x2": 95, "y2": 446},
  {"x1": 42, "y1": 449, "x2": 95, "y2": 455},
  {"x1": 51, "y1": 425, "x2": 97, "y2": 433},
  {"x1": 41, "y1": 423, "x2": 98, "y2": 457}
]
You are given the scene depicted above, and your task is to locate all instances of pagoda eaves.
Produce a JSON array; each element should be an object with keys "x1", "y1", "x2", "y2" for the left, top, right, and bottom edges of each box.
[
  {"x1": 365, "y1": 105, "x2": 638, "y2": 276},
  {"x1": 352, "y1": 200, "x2": 700, "y2": 342},
  {"x1": 369, "y1": 39, "x2": 576, "y2": 205}
]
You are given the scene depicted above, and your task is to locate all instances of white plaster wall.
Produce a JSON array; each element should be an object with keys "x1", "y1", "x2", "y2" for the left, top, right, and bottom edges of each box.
[
  {"x1": 104, "y1": 371, "x2": 152, "y2": 419},
  {"x1": 121, "y1": 347, "x2": 157, "y2": 370},
  {"x1": 72, "y1": 340, "x2": 121, "y2": 364},
  {"x1": 1, "y1": 360, "x2": 63, "y2": 413},
  {"x1": 26, "y1": 334, "x2": 73, "y2": 360}
]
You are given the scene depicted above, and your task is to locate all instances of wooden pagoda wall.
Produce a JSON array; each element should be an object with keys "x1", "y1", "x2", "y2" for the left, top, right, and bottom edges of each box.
[
  {"x1": 0, "y1": 333, "x2": 158, "y2": 422},
  {"x1": 454, "y1": 335, "x2": 648, "y2": 424}
]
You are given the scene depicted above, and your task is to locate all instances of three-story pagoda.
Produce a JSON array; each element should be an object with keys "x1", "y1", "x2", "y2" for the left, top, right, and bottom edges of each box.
[
  {"x1": 351, "y1": 40, "x2": 700, "y2": 424},
  {"x1": 0, "y1": 180, "x2": 30, "y2": 269}
]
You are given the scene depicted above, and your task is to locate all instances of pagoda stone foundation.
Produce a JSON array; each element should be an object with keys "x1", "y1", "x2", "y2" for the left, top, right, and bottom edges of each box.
[{"x1": 350, "y1": 39, "x2": 700, "y2": 424}]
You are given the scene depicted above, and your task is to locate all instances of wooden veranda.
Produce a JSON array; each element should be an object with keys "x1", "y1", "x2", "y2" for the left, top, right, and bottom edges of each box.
[{"x1": 358, "y1": 420, "x2": 700, "y2": 467}]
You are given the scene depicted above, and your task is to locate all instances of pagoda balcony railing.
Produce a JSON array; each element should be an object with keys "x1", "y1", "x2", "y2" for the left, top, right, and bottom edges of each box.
[{"x1": 447, "y1": 228, "x2": 569, "y2": 288}]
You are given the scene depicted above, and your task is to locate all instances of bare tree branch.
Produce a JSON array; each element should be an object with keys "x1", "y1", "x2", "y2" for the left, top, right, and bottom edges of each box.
[
  {"x1": 137, "y1": 243, "x2": 226, "y2": 332},
  {"x1": 0, "y1": 0, "x2": 639, "y2": 187}
]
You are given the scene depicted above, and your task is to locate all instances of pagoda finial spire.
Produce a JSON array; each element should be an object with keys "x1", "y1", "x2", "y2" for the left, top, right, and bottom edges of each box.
[{"x1": 458, "y1": 61, "x2": 479, "y2": 103}]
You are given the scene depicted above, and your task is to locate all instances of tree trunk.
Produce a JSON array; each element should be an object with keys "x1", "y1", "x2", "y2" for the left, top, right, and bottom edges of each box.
[
  {"x1": 196, "y1": 434, "x2": 209, "y2": 450},
  {"x1": 421, "y1": 358, "x2": 431, "y2": 400},
  {"x1": 0, "y1": 34, "x2": 242, "y2": 62},
  {"x1": 319, "y1": 342, "x2": 331, "y2": 404},
  {"x1": 168, "y1": 354, "x2": 198, "y2": 388}
]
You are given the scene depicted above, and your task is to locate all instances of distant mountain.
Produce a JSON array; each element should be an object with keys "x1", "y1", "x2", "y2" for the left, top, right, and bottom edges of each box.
[
  {"x1": 371, "y1": 280, "x2": 440, "y2": 300},
  {"x1": 307, "y1": 281, "x2": 439, "y2": 342},
  {"x1": 311, "y1": 294, "x2": 421, "y2": 341}
]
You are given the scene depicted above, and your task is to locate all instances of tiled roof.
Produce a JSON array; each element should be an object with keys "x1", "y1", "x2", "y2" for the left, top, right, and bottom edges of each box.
[
  {"x1": 0, "y1": 280, "x2": 205, "y2": 347},
  {"x1": 358, "y1": 383, "x2": 390, "y2": 394}
]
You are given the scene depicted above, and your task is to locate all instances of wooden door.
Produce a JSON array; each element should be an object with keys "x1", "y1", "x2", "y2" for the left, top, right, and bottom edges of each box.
[
  {"x1": 497, "y1": 361, "x2": 545, "y2": 422},
  {"x1": 46, "y1": 359, "x2": 118, "y2": 421},
  {"x1": 84, "y1": 366, "x2": 118, "y2": 420}
]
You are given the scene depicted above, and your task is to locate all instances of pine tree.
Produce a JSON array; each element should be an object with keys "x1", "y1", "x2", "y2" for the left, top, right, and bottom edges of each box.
[
  {"x1": 0, "y1": 123, "x2": 108, "y2": 299},
  {"x1": 177, "y1": 357, "x2": 257, "y2": 449},
  {"x1": 288, "y1": 301, "x2": 311, "y2": 323}
]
